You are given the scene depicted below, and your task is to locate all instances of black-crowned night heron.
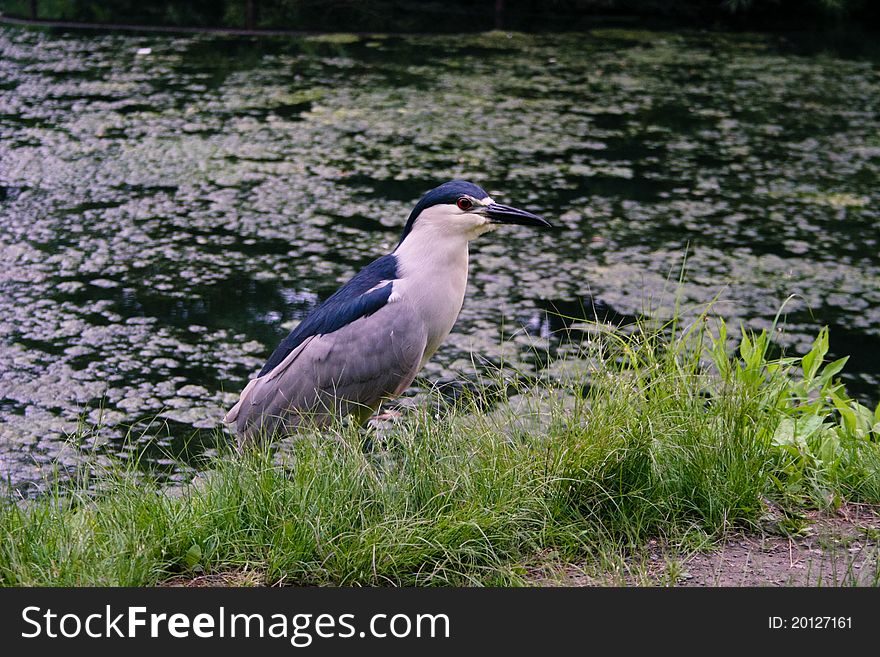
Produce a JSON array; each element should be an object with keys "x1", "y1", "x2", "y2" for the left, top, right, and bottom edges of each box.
[{"x1": 226, "y1": 180, "x2": 551, "y2": 446}]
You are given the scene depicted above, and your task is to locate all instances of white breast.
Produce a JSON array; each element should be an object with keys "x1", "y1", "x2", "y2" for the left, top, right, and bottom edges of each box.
[{"x1": 392, "y1": 217, "x2": 472, "y2": 363}]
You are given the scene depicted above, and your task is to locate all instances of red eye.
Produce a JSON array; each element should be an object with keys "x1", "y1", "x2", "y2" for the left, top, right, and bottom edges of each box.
[{"x1": 457, "y1": 197, "x2": 473, "y2": 211}]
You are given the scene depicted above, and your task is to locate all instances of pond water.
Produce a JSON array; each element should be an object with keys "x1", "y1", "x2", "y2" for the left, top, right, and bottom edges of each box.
[{"x1": 1, "y1": 26, "x2": 879, "y2": 495}]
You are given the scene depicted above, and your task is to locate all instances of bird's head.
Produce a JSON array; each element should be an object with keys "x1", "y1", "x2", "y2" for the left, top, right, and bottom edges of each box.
[{"x1": 396, "y1": 180, "x2": 551, "y2": 248}]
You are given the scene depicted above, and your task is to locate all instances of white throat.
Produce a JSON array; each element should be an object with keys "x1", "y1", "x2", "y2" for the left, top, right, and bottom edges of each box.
[{"x1": 391, "y1": 198, "x2": 495, "y2": 361}]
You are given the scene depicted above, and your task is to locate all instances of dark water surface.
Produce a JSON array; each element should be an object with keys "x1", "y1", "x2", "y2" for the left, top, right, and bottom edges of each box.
[{"x1": 1, "y1": 27, "x2": 879, "y2": 494}]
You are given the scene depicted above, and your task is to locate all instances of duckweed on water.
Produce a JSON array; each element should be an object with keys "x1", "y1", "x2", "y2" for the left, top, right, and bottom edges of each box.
[{"x1": 1, "y1": 27, "x2": 879, "y2": 493}]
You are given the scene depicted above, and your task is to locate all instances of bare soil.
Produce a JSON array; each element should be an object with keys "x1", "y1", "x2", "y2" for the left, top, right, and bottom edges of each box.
[
  {"x1": 528, "y1": 503, "x2": 880, "y2": 587},
  {"x1": 161, "y1": 570, "x2": 265, "y2": 587}
]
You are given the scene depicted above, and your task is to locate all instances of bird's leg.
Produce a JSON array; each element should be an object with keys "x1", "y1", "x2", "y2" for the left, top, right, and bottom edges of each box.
[
  {"x1": 363, "y1": 406, "x2": 405, "y2": 454},
  {"x1": 368, "y1": 408, "x2": 403, "y2": 423}
]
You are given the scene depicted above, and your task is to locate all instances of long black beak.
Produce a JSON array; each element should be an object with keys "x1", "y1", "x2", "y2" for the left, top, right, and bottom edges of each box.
[{"x1": 484, "y1": 203, "x2": 552, "y2": 228}]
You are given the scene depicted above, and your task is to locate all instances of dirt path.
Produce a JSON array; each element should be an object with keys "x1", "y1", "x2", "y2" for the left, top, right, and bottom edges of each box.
[{"x1": 530, "y1": 504, "x2": 880, "y2": 587}]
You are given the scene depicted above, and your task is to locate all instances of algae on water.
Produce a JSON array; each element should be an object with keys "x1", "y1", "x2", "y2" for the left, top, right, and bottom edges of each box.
[{"x1": 1, "y1": 28, "x2": 879, "y2": 494}]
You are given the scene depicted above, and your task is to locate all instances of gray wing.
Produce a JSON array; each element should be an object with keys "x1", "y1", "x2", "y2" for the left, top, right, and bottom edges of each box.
[{"x1": 226, "y1": 300, "x2": 427, "y2": 442}]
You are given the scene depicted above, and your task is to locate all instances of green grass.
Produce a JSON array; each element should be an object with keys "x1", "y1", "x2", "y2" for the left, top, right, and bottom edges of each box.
[{"x1": 1, "y1": 311, "x2": 878, "y2": 586}]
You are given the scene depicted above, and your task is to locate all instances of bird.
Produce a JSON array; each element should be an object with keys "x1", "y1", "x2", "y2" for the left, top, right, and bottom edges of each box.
[{"x1": 225, "y1": 180, "x2": 551, "y2": 447}]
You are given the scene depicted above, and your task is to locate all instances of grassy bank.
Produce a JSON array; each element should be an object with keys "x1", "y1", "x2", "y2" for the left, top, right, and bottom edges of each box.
[{"x1": 1, "y1": 312, "x2": 878, "y2": 586}]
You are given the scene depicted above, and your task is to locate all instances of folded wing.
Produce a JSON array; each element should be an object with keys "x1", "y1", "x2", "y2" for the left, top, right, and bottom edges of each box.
[{"x1": 226, "y1": 299, "x2": 427, "y2": 444}]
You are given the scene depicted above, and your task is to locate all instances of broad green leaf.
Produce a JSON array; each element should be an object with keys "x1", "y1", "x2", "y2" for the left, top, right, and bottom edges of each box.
[
  {"x1": 854, "y1": 403, "x2": 875, "y2": 434},
  {"x1": 816, "y1": 356, "x2": 848, "y2": 391},
  {"x1": 749, "y1": 330, "x2": 769, "y2": 370},
  {"x1": 801, "y1": 326, "x2": 829, "y2": 383},
  {"x1": 185, "y1": 543, "x2": 202, "y2": 569},
  {"x1": 772, "y1": 418, "x2": 801, "y2": 448},
  {"x1": 818, "y1": 429, "x2": 840, "y2": 465},
  {"x1": 739, "y1": 329, "x2": 753, "y2": 363},
  {"x1": 830, "y1": 390, "x2": 858, "y2": 435},
  {"x1": 794, "y1": 414, "x2": 825, "y2": 442}
]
